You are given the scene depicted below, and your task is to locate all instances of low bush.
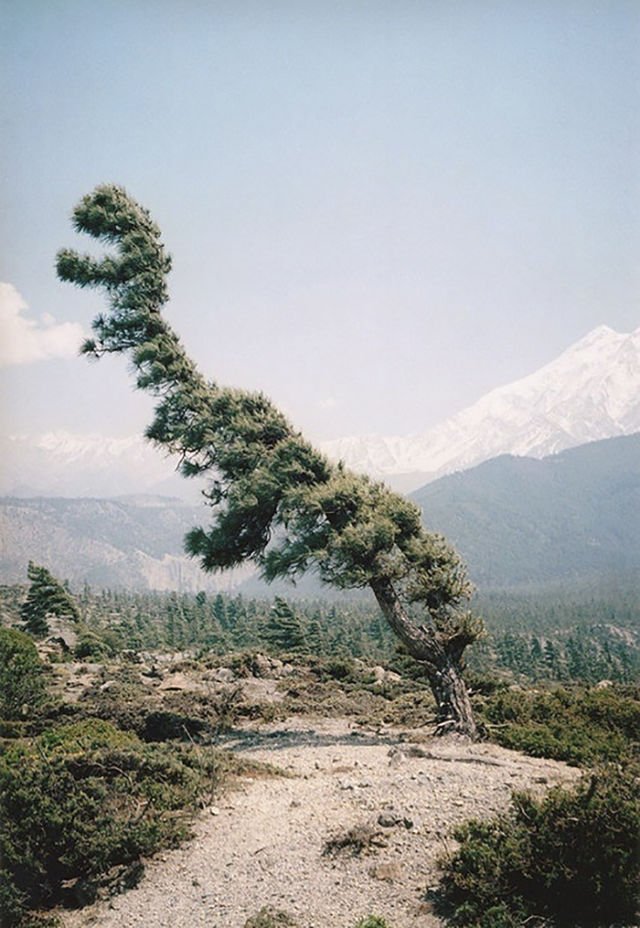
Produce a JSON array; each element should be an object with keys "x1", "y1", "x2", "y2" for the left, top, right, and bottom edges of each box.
[
  {"x1": 353, "y1": 919, "x2": 394, "y2": 928},
  {"x1": 480, "y1": 684, "x2": 640, "y2": 765},
  {"x1": 244, "y1": 908, "x2": 299, "y2": 928},
  {"x1": 141, "y1": 709, "x2": 209, "y2": 742},
  {"x1": 0, "y1": 628, "x2": 48, "y2": 721},
  {"x1": 436, "y1": 763, "x2": 640, "y2": 928},
  {"x1": 74, "y1": 629, "x2": 117, "y2": 660},
  {"x1": 0, "y1": 719, "x2": 221, "y2": 926}
]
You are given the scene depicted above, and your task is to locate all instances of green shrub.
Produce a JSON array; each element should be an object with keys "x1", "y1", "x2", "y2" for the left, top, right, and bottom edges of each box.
[
  {"x1": 244, "y1": 908, "x2": 298, "y2": 928},
  {"x1": 481, "y1": 685, "x2": 640, "y2": 765},
  {"x1": 0, "y1": 719, "x2": 217, "y2": 925},
  {"x1": 436, "y1": 763, "x2": 640, "y2": 927},
  {"x1": 141, "y1": 709, "x2": 208, "y2": 742},
  {"x1": 353, "y1": 918, "x2": 394, "y2": 928},
  {"x1": 0, "y1": 628, "x2": 47, "y2": 720},
  {"x1": 74, "y1": 630, "x2": 116, "y2": 660}
]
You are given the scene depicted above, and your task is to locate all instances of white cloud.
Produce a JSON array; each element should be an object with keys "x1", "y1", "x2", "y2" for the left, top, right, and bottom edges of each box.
[{"x1": 0, "y1": 283, "x2": 85, "y2": 367}]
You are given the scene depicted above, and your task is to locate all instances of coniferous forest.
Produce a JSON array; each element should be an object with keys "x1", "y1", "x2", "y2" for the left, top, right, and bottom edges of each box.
[{"x1": 1, "y1": 580, "x2": 638, "y2": 685}]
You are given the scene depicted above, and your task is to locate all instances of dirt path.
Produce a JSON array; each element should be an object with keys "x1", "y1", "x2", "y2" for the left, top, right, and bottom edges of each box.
[{"x1": 62, "y1": 718, "x2": 580, "y2": 928}]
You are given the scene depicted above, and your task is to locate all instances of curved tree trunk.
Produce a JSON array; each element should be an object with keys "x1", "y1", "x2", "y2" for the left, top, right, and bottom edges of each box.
[{"x1": 370, "y1": 578, "x2": 477, "y2": 739}]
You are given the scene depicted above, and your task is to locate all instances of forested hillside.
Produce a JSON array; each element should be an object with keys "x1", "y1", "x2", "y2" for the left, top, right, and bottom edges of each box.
[
  {"x1": 2, "y1": 433, "x2": 639, "y2": 595},
  {"x1": 412, "y1": 434, "x2": 640, "y2": 588},
  {"x1": 1, "y1": 582, "x2": 638, "y2": 685}
]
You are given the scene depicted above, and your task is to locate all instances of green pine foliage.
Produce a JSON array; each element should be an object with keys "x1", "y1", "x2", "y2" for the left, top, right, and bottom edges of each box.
[
  {"x1": 262, "y1": 597, "x2": 308, "y2": 654},
  {"x1": 0, "y1": 629, "x2": 47, "y2": 721},
  {"x1": 19, "y1": 562, "x2": 80, "y2": 638},
  {"x1": 479, "y1": 684, "x2": 640, "y2": 766},
  {"x1": 436, "y1": 764, "x2": 640, "y2": 928},
  {"x1": 467, "y1": 583, "x2": 640, "y2": 684},
  {"x1": 3, "y1": 581, "x2": 639, "y2": 685}
]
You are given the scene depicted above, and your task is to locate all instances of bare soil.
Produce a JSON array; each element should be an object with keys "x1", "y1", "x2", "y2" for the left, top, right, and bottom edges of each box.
[{"x1": 61, "y1": 715, "x2": 580, "y2": 928}]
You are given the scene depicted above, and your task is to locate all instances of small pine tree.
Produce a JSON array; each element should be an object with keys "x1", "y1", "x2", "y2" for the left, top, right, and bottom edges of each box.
[
  {"x1": 305, "y1": 616, "x2": 324, "y2": 655},
  {"x1": 263, "y1": 598, "x2": 308, "y2": 654},
  {"x1": 0, "y1": 628, "x2": 47, "y2": 719},
  {"x1": 20, "y1": 562, "x2": 80, "y2": 638}
]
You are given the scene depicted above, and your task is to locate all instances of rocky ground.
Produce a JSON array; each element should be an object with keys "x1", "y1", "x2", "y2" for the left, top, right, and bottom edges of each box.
[{"x1": 60, "y1": 714, "x2": 580, "y2": 928}]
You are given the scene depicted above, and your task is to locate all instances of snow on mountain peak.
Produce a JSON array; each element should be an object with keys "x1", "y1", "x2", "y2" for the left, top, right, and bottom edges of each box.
[
  {"x1": 322, "y1": 324, "x2": 640, "y2": 490},
  {"x1": 1, "y1": 325, "x2": 638, "y2": 498}
]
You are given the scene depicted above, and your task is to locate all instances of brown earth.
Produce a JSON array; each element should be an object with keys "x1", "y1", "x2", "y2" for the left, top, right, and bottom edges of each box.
[{"x1": 61, "y1": 715, "x2": 580, "y2": 928}]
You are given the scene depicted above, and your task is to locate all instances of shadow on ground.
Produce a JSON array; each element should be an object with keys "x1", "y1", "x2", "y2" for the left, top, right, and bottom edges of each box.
[{"x1": 216, "y1": 727, "x2": 406, "y2": 753}]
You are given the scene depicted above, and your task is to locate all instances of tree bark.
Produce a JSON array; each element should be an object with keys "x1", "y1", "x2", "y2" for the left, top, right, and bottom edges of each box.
[{"x1": 370, "y1": 578, "x2": 477, "y2": 739}]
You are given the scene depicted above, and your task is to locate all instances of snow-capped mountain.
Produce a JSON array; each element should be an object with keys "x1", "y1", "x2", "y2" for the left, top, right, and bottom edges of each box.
[
  {"x1": 321, "y1": 325, "x2": 640, "y2": 491},
  {"x1": 2, "y1": 324, "x2": 638, "y2": 498},
  {"x1": 0, "y1": 431, "x2": 192, "y2": 499}
]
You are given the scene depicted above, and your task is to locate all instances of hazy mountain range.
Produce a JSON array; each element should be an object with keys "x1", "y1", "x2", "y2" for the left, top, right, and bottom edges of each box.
[
  {"x1": 411, "y1": 433, "x2": 640, "y2": 589},
  {"x1": 1, "y1": 434, "x2": 638, "y2": 594},
  {"x1": 2, "y1": 324, "x2": 639, "y2": 498},
  {"x1": 0, "y1": 432, "x2": 192, "y2": 500},
  {"x1": 1, "y1": 322, "x2": 638, "y2": 594},
  {"x1": 0, "y1": 494, "x2": 250, "y2": 593}
]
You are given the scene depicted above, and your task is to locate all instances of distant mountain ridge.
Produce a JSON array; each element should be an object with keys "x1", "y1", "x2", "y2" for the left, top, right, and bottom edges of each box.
[
  {"x1": 0, "y1": 431, "x2": 193, "y2": 499},
  {"x1": 0, "y1": 495, "x2": 250, "y2": 592},
  {"x1": 411, "y1": 433, "x2": 640, "y2": 589},
  {"x1": 1, "y1": 324, "x2": 638, "y2": 498},
  {"x1": 322, "y1": 325, "x2": 640, "y2": 490},
  {"x1": 1, "y1": 434, "x2": 637, "y2": 594}
]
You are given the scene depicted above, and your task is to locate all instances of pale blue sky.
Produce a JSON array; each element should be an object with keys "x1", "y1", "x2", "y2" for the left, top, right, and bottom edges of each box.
[{"x1": 1, "y1": 1, "x2": 638, "y2": 443}]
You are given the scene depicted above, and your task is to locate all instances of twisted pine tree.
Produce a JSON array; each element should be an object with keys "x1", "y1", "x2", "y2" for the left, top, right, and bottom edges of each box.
[{"x1": 57, "y1": 185, "x2": 482, "y2": 737}]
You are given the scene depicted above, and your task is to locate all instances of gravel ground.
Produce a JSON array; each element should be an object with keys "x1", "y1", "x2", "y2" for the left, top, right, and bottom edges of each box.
[{"x1": 61, "y1": 717, "x2": 580, "y2": 928}]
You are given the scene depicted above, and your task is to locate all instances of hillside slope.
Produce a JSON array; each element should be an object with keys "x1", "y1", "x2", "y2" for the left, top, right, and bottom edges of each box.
[
  {"x1": 60, "y1": 718, "x2": 578, "y2": 928},
  {"x1": 412, "y1": 433, "x2": 640, "y2": 588},
  {"x1": 2, "y1": 434, "x2": 638, "y2": 593},
  {"x1": 0, "y1": 495, "x2": 249, "y2": 592}
]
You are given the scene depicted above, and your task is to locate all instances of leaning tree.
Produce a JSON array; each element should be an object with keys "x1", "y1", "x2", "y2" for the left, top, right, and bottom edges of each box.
[
  {"x1": 57, "y1": 185, "x2": 482, "y2": 737},
  {"x1": 20, "y1": 561, "x2": 80, "y2": 638}
]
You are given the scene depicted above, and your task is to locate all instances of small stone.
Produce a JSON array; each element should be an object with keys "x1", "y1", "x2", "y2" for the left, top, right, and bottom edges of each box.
[
  {"x1": 158, "y1": 673, "x2": 193, "y2": 692},
  {"x1": 369, "y1": 862, "x2": 403, "y2": 882},
  {"x1": 378, "y1": 811, "x2": 402, "y2": 828}
]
